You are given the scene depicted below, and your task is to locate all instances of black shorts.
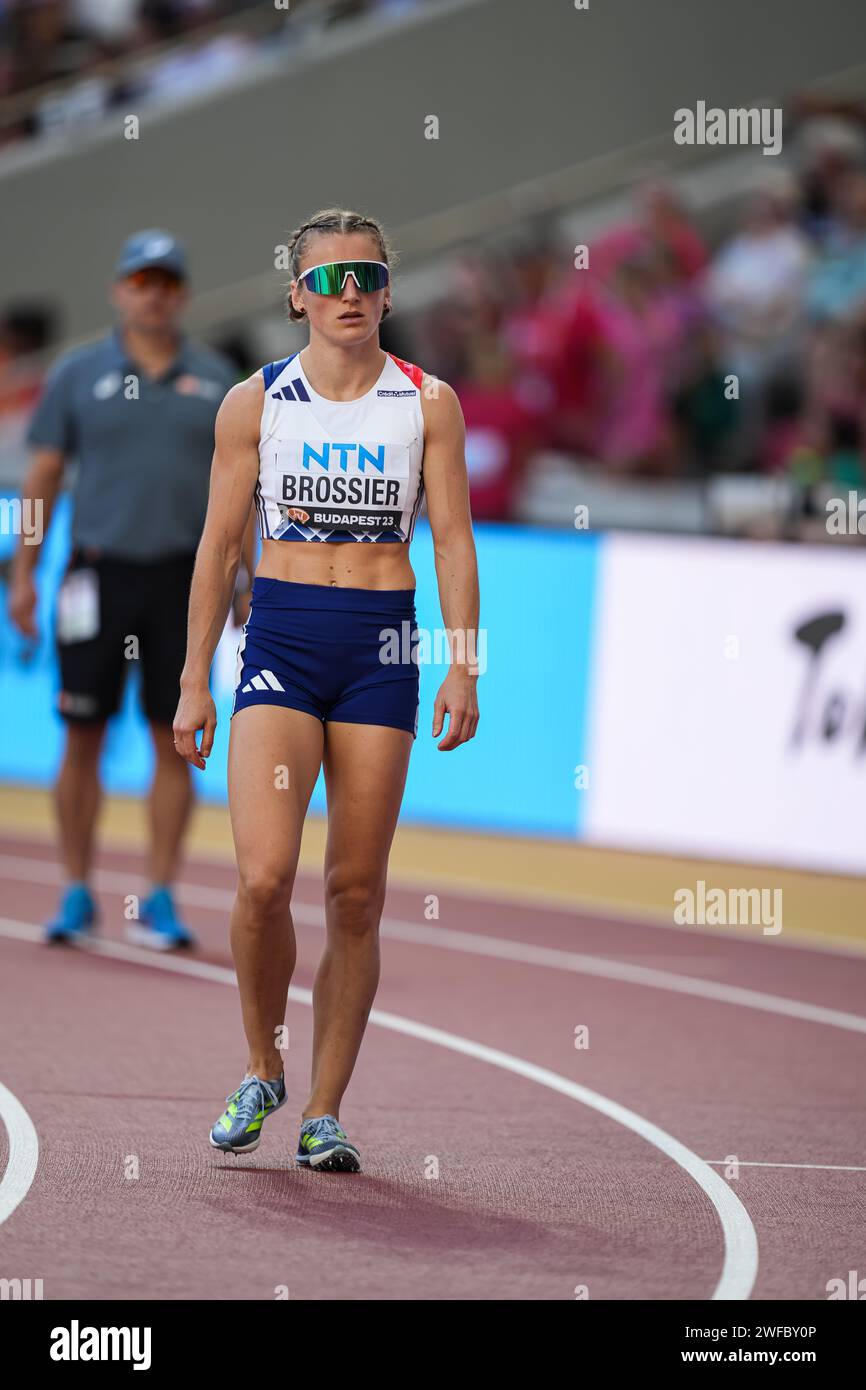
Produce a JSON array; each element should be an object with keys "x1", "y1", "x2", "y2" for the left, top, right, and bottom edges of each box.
[{"x1": 56, "y1": 548, "x2": 197, "y2": 726}]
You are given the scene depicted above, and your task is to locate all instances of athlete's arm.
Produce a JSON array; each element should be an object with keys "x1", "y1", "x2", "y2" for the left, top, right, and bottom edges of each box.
[
  {"x1": 8, "y1": 446, "x2": 66, "y2": 638},
  {"x1": 174, "y1": 374, "x2": 262, "y2": 769},
  {"x1": 232, "y1": 503, "x2": 257, "y2": 627},
  {"x1": 420, "y1": 378, "x2": 480, "y2": 751}
]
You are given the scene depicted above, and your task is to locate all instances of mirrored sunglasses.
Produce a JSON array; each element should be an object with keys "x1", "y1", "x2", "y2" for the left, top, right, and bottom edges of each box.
[{"x1": 298, "y1": 260, "x2": 390, "y2": 295}]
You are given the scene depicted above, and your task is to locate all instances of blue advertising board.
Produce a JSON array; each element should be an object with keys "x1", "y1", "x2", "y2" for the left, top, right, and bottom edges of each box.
[{"x1": 0, "y1": 497, "x2": 600, "y2": 838}]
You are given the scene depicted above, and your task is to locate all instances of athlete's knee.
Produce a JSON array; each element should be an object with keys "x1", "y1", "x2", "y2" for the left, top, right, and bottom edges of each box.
[
  {"x1": 324, "y1": 871, "x2": 382, "y2": 934},
  {"x1": 237, "y1": 864, "x2": 294, "y2": 918},
  {"x1": 62, "y1": 722, "x2": 106, "y2": 768},
  {"x1": 151, "y1": 722, "x2": 186, "y2": 763}
]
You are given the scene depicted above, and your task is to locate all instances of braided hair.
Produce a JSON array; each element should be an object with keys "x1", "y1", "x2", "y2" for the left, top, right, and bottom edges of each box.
[{"x1": 286, "y1": 208, "x2": 396, "y2": 322}]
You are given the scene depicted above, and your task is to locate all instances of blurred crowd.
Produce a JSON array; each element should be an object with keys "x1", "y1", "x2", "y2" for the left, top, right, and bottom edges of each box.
[
  {"x1": 391, "y1": 98, "x2": 866, "y2": 522},
  {"x1": 3, "y1": 82, "x2": 866, "y2": 531},
  {"x1": 0, "y1": 302, "x2": 56, "y2": 489},
  {"x1": 0, "y1": 0, "x2": 427, "y2": 146}
]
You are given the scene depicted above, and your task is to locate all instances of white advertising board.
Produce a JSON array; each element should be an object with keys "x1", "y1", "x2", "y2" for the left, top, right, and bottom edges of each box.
[{"x1": 584, "y1": 535, "x2": 866, "y2": 874}]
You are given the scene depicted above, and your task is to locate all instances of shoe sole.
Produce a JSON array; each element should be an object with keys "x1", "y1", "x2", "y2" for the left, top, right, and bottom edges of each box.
[
  {"x1": 45, "y1": 916, "x2": 98, "y2": 945},
  {"x1": 209, "y1": 1133, "x2": 262, "y2": 1154},
  {"x1": 126, "y1": 924, "x2": 195, "y2": 952},
  {"x1": 297, "y1": 1146, "x2": 361, "y2": 1173},
  {"x1": 45, "y1": 928, "x2": 97, "y2": 947}
]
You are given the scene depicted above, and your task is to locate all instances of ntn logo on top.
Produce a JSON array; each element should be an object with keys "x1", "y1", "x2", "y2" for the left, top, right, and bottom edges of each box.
[{"x1": 300, "y1": 441, "x2": 386, "y2": 472}]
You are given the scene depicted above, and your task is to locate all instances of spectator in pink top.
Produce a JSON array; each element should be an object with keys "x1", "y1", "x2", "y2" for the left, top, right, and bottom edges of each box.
[
  {"x1": 585, "y1": 229, "x2": 689, "y2": 473},
  {"x1": 639, "y1": 178, "x2": 709, "y2": 282},
  {"x1": 454, "y1": 340, "x2": 539, "y2": 521}
]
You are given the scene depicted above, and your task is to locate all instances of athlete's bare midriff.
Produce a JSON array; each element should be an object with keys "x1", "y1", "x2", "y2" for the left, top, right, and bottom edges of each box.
[{"x1": 257, "y1": 536, "x2": 417, "y2": 590}]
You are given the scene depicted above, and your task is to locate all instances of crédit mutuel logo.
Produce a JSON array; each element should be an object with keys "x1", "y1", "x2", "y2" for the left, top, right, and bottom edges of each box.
[
  {"x1": 674, "y1": 101, "x2": 782, "y2": 156},
  {"x1": 49, "y1": 1320, "x2": 152, "y2": 1371}
]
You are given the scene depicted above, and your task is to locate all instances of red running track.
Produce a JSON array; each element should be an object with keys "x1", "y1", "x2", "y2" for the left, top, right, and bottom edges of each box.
[{"x1": 0, "y1": 832, "x2": 864, "y2": 1301}]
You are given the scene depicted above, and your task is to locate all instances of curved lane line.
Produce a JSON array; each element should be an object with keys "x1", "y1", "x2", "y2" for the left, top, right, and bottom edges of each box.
[
  {"x1": 0, "y1": 920, "x2": 758, "y2": 1299},
  {"x1": 369, "y1": 1004, "x2": 758, "y2": 1302},
  {"x1": 0, "y1": 1080, "x2": 39, "y2": 1229}
]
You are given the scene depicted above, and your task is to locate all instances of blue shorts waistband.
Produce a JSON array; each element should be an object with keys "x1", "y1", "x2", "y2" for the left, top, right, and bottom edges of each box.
[{"x1": 252, "y1": 575, "x2": 416, "y2": 613}]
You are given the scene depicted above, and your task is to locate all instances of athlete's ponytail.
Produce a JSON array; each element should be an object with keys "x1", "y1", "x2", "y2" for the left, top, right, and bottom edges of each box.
[{"x1": 285, "y1": 208, "x2": 396, "y2": 321}]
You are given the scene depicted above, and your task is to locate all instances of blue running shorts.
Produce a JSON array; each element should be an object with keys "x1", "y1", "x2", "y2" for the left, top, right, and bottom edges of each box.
[{"x1": 232, "y1": 577, "x2": 420, "y2": 738}]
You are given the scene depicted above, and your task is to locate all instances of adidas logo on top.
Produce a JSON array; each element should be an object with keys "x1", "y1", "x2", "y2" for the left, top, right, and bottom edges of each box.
[{"x1": 240, "y1": 669, "x2": 285, "y2": 694}]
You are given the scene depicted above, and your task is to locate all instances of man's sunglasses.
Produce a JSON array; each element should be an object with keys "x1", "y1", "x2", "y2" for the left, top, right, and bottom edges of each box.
[
  {"x1": 124, "y1": 268, "x2": 184, "y2": 290},
  {"x1": 298, "y1": 260, "x2": 390, "y2": 295}
]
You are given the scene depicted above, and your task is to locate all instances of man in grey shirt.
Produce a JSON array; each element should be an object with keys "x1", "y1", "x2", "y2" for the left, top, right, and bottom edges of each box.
[{"x1": 9, "y1": 230, "x2": 240, "y2": 949}]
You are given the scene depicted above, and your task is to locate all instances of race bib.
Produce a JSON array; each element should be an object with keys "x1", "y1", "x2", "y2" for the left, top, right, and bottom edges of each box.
[
  {"x1": 272, "y1": 437, "x2": 413, "y2": 536},
  {"x1": 57, "y1": 568, "x2": 100, "y2": 643}
]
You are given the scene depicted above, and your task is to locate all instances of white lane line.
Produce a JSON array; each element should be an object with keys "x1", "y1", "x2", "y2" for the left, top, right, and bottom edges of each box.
[
  {"x1": 705, "y1": 1161, "x2": 866, "y2": 1172},
  {"x1": 2, "y1": 856, "x2": 863, "y2": 1037},
  {"x1": 351, "y1": 919, "x2": 866, "y2": 1037},
  {"x1": 0, "y1": 917, "x2": 758, "y2": 1301},
  {"x1": 368, "y1": 1006, "x2": 758, "y2": 1302},
  {"x1": 2, "y1": 840, "x2": 864, "y2": 963},
  {"x1": 0, "y1": 1080, "x2": 39, "y2": 1229}
]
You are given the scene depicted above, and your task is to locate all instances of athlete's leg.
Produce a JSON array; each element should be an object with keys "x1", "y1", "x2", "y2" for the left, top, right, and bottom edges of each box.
[
  {"x1": 228, "y1": 705, "x2": 324, "y2": 1080},
  {"x1": 139, "y1": 554, "x2": 197, "y2": 888},
  {"x1": 303, "y1": 721, "x2": 412, "y2": 1121},
  {"x1": 147, "y1": 721, "x2": 194, "y2": 886},
  {"x1": 55, "y1": 721, "x2": 106, "y2": 881}
]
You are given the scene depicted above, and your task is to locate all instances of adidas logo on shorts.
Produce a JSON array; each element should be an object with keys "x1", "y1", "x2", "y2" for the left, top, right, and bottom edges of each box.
[{"x1": 239, "y1": 669, "x2": 285, "y2": 694}]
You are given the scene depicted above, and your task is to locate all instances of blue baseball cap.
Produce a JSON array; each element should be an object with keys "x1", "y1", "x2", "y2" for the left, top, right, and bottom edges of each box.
[{"x1": 116, "y1": 229, "x2": 188, "y2": 281}]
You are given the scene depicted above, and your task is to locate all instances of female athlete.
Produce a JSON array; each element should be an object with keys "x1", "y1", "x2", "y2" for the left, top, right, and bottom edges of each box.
[{"x1": 173, "y1": 209, "x2": 480, "y2": 1172}]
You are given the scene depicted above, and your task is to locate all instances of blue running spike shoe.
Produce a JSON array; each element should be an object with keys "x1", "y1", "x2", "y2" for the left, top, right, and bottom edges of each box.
[
  {"x1": 296, "y1": 1115, "x2": 361, "y2": 1173},
  {"x1": 126, "y1": 886, "x2": 195, "y2": 951},
  {"x1": 210, "y1": 1074, "x2": 287, "y2": 1154},
  {"x1": 45, "y1": 883, "x2": 97, "y2": 944}
]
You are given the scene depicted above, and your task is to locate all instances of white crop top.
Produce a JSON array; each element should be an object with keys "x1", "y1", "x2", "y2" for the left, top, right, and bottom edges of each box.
[{"x1": 255, "y1": 351, "x2": 426, "y2": 543}]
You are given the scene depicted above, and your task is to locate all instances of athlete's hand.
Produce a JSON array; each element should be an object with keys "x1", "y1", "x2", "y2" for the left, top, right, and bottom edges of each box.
[
  {"x1": 8, "y1": 572, "x2": 38, "y2": 639},
  {"x1": 432, "y1": 668, "x2": 479, "y2": 751},
  {"x1": 173, "y1": 685, "x2": 217, "y2": 770}
]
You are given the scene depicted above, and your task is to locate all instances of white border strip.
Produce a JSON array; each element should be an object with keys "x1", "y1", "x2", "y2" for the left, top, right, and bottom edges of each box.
[
  {"x1": 705, "y1": 1160, "x2": 866, "y2": 1172},
  {"x1": 0, "y1": 917, "x2": 758, "y2": 1300}
]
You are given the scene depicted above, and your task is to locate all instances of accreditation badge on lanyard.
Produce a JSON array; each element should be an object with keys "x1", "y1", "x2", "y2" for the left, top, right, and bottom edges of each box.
[{"x1": 56, "y1": 568, "x2": 101, "y2": 643}]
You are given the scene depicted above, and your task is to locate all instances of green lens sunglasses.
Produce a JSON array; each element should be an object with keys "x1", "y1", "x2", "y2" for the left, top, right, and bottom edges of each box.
[{"x1": 298, "y1": 260, "x2": 390, "y2": 295}]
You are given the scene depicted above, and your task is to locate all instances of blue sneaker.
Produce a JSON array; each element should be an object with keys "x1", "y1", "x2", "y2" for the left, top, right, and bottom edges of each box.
[
  {"x1": 126, "y1": 886, "x2": 195, "y2": 951},
  {"x1": 45, "y1": 883, "x2": 97, "y2": 944},
  {"x1": 209, "y1": 1074, "x2": 287, "y2": 1153},
  {"x1": 296, "y1": 1115, "x2": 361, "y2": 1173}
]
